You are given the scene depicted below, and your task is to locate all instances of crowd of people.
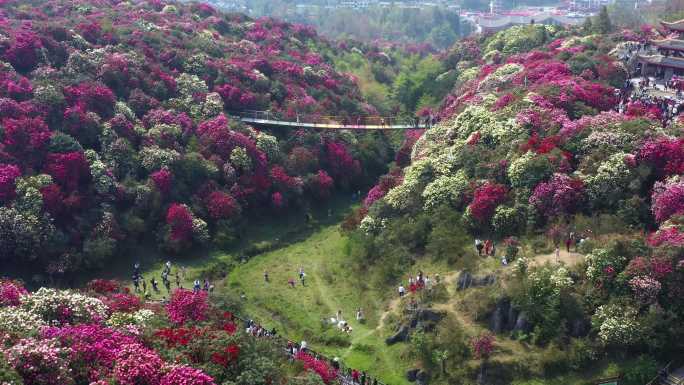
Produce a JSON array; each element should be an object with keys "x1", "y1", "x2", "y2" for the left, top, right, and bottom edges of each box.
[
  {"x1": 397, "y1": 270, "x2": 440, "y2": 297},
  {"x1": 131, "y1": 261, "x2": 213, "y2": 300},
  {"x1": 616, "y1": 77, "x2": 684, "y2": 125}
]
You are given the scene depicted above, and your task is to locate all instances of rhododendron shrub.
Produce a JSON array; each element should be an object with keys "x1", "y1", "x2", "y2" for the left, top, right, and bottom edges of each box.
[
  {"x1": 467, "y1": 183, "x2": 508, "y2": 223},
  {"x1": 151, "y1": 168, "x2": 173, "y2": 194},
  {"x1": 0, "y1": 280, "x2": 27, "y2": 307},
  {"x1": 160, "y1": 365, "x2": 216, "y2": 385},
  {"x1": 113, "y1": 344, "x2": 163, "y2": 385},
  {"x1": 0, "y1": 164, "x2": 21, "y2": 202},
  {"x1": 5, "y1": 338, "x2": 74, "y2": 385},
  {"x1": 529, "y1": 173, "x2": 585, "y2": 217},
  {"x1": 166, "y1": 204, "x2": 194, "y2": 242},
  {"x1": 206, "y1": 191, "x2": 239, "y2": 220},
  {"x1": 638, "y1": 137, "x2": 684, "y2": 178},
  {"x1": 166, "y1": 289, "x2": 209, "y2": 325},
  {"x1": 651, "y1": 177, "x2": 684, "y2": 223},
  {"x1": 44, "y1": 151, "x2": 90, "y2": 192},
  {"x1": 295, "y1": 351, "x2": 338, "y2": 383}
]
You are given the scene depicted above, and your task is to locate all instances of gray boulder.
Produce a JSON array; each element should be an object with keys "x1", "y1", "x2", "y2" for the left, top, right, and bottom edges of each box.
[{"x1": 386, "y1": 325, "x2": 410, "y2": 345}]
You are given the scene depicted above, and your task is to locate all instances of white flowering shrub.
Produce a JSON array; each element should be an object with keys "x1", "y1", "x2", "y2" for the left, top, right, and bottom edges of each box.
[
  {"x1": 106, "y1": 309, "x2": 155, "y2": 328},
  {"x1": 549, "y1": 266, "x2": 574, "y2": 294},
  {"x1": 359, "y1": 215, "x2": 385, "y2": 235},
  {"x1": 422, "y1": 170, "x2": 469, "y2": 211},
  {"x1": 592, "y1": 304, "x2": 641, "y2": 345},
  {"x1": 256, "y1": 132, "x2": 279, "y2": 161},
  {"x1": 479, "y1": 63, "x2": 523, "y2": 91},
  {"x1": 139, "y1": 145, "x2": 181, "y2": 172},
  {"x1": 21, "y1": 288, "x2": 108, "y2": 325},
  {"x1": 14, "y1": 175, "x2": 52, "y2": 215},
  {"x1": 85, "y1": 150, "x2": 115, "y2": 195},
  {"x1": 230, "y1": 147, "x2": 252, "y2": 172},
  {"x1": 584, "y1": 248, "x2": 626, "y2": 284},
  {"x1": 202, "y1": 92, "x2": 224, "y2": 118},
  {"x1": 585, "y1": 152, "x2": 633, "y2": 208},
  {"x1": 512, "y1": 256, "x2": 529, "y2": 276},
  {"x1": 192, "y1": 217, "x2": 210, "y2": 244},
  {"x1": 507, "y1": 151, "x2": 552, "y2": 190},
  {"x1": 176, "y1": 73, "x2": 208, "y2": 97},
  {"x1": 0, "y1": 307, "x2": 46, "y2": 335}
]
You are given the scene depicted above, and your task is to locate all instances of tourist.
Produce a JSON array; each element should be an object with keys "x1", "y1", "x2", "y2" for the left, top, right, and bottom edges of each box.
[
  {"x1": 181, "y1": 266, "x2": 186, "y2": 279},
  {"x1": 164, "y1": 260, "x2": 171, "y2": 274},
  {"x1": 352, "y1": 369, "x2": 360, "y2": 383},
  {"x1": 300, "y1": 340, "x2": 308, "y2": 352},
  {"x1": 332, "y1": 357, "x2": 340, "y2": 370},
  {"x1": 164, "y1": 278, "x2": 171, "y2": 293},
  {"x1": 555, "y1": 247, "x2": 560, "y2": 263},
  {"x1": 203, "y1": 279, "x2": 210, "y2": 291},
  {"x1": 141, "y1": 277, "x2": 147, "y2": 293},
  {"x1": 356, "y1": 308, "x2": 364, "y2": 321},
  {"x1": 336, "y1": 309, "x2": 343, "y2": 321},
  {"x1": 193, "y1": 279, "x2": 201, "y2": 293},
  {"x1": 565, "y1": 235, "x2": 573, "y2": 253},
  {"x1": 501, "y1": 256, "x2": 508, "y2": 266},
  {"x1": 175, "y1": 271, "x2": 181, "y2": 288},
  {"x1": 132, "y1": 275, "x2": 140, "y2": 292},
  {"x1": 398, "y1": 284, "x2": 406, "y2": 297},
  {"x1": 133, "y1": 262, "x2": 140, "y2": 277},
  {"x1": 300, "y1": 271, "x2": 306, "y2": 287},
  {"x1": 209, "y1": 284, "x2": 215, "y2": 293},
  {"x1": 151, "y1": 278, "x2": 159, "y2": 292},
  {"x1": 288, "y1": 278, "x2": 296, "y2": 288},
  {"x1": 264, "y1": 270, "x2": 269, "y2": 282},
  {"x1": 475, "y1": 238, "x2": 484, "y2": 256}
]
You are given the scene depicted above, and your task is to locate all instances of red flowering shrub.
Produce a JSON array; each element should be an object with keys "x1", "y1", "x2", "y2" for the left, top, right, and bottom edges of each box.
[
  {"x1": 166, "y1": 204, "x2": 194, "y2": 241},
  {"x1": 86, "y1": 279, "x2": 121, "y2": 294},
  {"x1": 2, "y1": 116, "x2": 51, "y2": 159},
  {"x1": 312, "y1": 169, "x2": 334, "y2": 198},
  {"x1": 210, "y1": 345, "x2": 240, "y2": 367},
  {"x1": 206, "y1": 191, "x2": 239, "y2": 220},
  {"x1": 108, "y1": 293, "x2": 142, "y2": 313},
  {"x1": 325, "y1": 141, "x2": 359, "y2": 180},
  {"x1": 44, "y1": 151, "x2": 90, "y2": 192},
  {"x1": 155, "y1": 327, "x2": 203, "y2": 348},
  {"x1": 166, "y1": 289, "x2": 209, "y2": 325},
  {"x1": 64, "y1": 82, "x2": 116, "y2": 118},
  {"x1": 468, "y1": 182, "x2": 508, "y2": 223},
  {"x1": 295, "y1": 351, "x2": 338, "y2": 384},
  {"x1": 0, "y1": 163, "x2": 21, "y2": 202}
]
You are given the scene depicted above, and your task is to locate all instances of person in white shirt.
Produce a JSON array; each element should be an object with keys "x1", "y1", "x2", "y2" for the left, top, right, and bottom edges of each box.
[{"x1": 398, "y1": 285, "x2": 406, "y2": 297}]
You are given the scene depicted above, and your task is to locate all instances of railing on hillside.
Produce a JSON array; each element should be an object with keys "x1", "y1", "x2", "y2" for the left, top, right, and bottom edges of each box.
[
  {"x1": 646, "y1": 361, "x2": 673, "y2": 385},
  {"x1": 226, "y1": 109, "x2": 434, "y2": 130}
]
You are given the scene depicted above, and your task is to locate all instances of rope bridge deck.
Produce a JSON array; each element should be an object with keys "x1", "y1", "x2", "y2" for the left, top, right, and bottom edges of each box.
[{"x1": 228, "y1": 110, "x2": 432, "y2": 130}]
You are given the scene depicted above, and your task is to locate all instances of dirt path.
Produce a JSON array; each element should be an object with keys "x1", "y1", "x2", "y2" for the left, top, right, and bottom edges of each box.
[{"x1": 532, "y1": 250, "x2": 584, "y2": 266}]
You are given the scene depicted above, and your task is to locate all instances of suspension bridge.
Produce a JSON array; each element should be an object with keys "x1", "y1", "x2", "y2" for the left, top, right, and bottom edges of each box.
[{"x1": 227, "y1": 110, "x2": 434, "y2": 130}]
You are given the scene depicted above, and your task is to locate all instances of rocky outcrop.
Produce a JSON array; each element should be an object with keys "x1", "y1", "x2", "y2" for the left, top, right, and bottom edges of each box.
[
  {"x1": 456, "y1": 271, "x2": 496, "y2": 290},
  {"x1": 386, "y1": 309, "x2": 446, "y2": 345},
  {"x1": 406, "y1": 369, "x2": 419, "y2": 382},
  {"x1": 386, "y1": 325, "x2": 411, "y2": 345},
  {"x1": 488, "y1": 297, "x2": 531, "y2": 334}
]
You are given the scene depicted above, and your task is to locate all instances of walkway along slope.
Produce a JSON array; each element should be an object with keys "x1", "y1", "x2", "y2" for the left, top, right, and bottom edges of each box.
[{"x1": 228, "y1": 110, "x2": 432, "y2": 130}]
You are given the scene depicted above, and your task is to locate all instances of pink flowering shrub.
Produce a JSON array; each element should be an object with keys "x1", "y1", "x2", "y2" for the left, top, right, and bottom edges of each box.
[
  {"x1": 638, "y1": 137, "x2": 684, "y2": 178},
  {"x1": 651, "y1": 178, "x2": 684, "y2": 223},
  {"x1": 44, "y1": 151, "x2": 91, "y2": 192},
  {"x1": 4, "y1": 31, "x2": 43, "y2": 72},
  {"x1": 151, "y1": 168, "x2": 173, "y2": 194},
  {"x1": 471, "y1": 332, "x2": 495, "y2": 360},
  {"x1": 529, "y1": 173, "x2": 585, "y2": 217},
  {"x1": 160, "y1": 365, "x2": 216, "y2": 385},
  {"x1": 311, "y1": 169, "x2": 334, "y2": 199},
  {"x1": 0, "y1": 280, "x2": 27, "y2": 307},
  {"x1": 113, "y1": 344, "x2": 163, "y2": 385},
  {"x1": 628, "y1": 276, "x2": 661, "y2": 304},
  {"x1": 166, "y1": 204, "x2": 194, "y2": 242},
  {"x1": 0, "y1": 163, "x2": 21, "y2": 202},
  {"x1": 166, "y1": 289, "x2": 209, "y2": 325},
  {"x1": 5, "y1": 338, "x2": 74, "y2": 385}
]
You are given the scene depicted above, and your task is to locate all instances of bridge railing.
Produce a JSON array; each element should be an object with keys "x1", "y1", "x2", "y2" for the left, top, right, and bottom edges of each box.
[{"x1": 226, "y1": 109, "x2": 432, "y2": 129}]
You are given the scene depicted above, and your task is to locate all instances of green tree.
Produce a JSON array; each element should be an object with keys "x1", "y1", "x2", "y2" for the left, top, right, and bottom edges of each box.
[{"x1": 594, "y1": 6, "x2": 613, "y2": 34}]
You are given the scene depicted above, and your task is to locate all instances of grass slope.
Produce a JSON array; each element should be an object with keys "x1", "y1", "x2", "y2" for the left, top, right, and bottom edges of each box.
[{"x1": 226, "y1": 223, "x2": 412, "y2": 385}]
